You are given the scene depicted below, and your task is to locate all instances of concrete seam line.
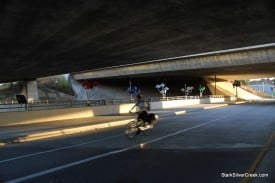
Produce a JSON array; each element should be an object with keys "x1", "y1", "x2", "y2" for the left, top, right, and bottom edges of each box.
[{"x1": 240, "y1": 131, "x2": 275, "y2": 183}]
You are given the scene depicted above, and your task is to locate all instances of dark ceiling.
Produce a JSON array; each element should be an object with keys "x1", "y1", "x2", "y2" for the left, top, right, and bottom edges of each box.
[{"x1": 1, "y1": 0, "x2": 275, "y2": 82}]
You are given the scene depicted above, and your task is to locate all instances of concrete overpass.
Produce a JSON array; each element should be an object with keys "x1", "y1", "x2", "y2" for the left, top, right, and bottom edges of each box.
[
  {"x1": 1, "y1": 0, "x2": 275, "y2": 83},
  {"x1": 69, "y1": 43, "x2": 275, "y2": 100},
  {"x1": 1, "y1": 0, "x2": 275, "y2": 101},
  {"x1": 72, "y1": 43, "x2": 275, "y2": 81}
]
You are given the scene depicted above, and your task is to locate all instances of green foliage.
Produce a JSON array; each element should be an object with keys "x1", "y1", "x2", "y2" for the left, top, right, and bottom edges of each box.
[
  {"x1": 0, "y1": 81, "x2": 24, "y2": 100},
  {"x1": 37, "y1": 75, "x2": 73, "y2": 95},
  {"x1": 240, "y1": 80, "x2": 249, "y2": 86}
]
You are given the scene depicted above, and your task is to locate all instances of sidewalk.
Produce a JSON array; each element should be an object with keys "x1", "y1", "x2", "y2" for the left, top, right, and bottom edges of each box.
[{"x1": 0, "y1": 103, "x2": 233, "y2": 146}]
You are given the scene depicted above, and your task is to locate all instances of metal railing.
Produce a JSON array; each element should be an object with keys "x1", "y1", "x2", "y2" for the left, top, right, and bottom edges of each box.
[{"x1": 0, "y1": 95, "x2": 225, "y2": 113}]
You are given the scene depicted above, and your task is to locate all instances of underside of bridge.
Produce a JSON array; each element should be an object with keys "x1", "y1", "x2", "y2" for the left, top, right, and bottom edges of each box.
[
  {"x1": 1, "y1": 0, "x2": 275, "y2": 82},
  {"x1": 73, "y1": 59, "x2": 275, "y2": 82}
]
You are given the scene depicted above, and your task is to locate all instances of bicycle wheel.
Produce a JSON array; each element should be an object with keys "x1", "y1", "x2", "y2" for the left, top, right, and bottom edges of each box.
[
  {"x1": 143, "y1": 122, "x2": 152, "y2": 136},
  {"x1": 125, "y1": 121, "x2": 139, "y2": 139}
]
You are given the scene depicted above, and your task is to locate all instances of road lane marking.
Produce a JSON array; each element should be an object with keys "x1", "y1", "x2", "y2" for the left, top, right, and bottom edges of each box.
[
  {"x1": 0, "y1": 134, "x2": 123, "y2": 164},
  {"x1": 4, "y1": 116, "x2": 227, "y2": 183},
  {"x1": 140, "y1": 117, "x2": 225, "y2": 146},
  {"x1": 4, "y1": 148, "x2": 131, "y2": 183},
  {"x1": 240, "y1": 131, "x2": 275, "y2": 183}
]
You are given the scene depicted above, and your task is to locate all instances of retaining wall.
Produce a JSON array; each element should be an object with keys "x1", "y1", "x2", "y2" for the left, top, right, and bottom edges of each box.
[{"x1": 0, "y1": 98, "x2": 229, "y2": 125}]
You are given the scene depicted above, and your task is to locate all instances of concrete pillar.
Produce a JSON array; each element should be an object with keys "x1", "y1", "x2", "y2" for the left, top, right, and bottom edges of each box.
[{"x1": 22, "y1": 79, "x2": 39, "y2": 103}]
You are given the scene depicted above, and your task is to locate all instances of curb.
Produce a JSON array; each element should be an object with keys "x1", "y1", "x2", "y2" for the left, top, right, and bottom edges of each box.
[
  {"x1": 3, "y1": 111, "x2": 186, "y2": 143},
  {"x1": 203, "y1": 104, "x2": 229, "y2": 109},
  {"x1": 3, "y1": 118, "x2": 135, "y2": 144},
  {"x1": 156, "y1": 110, "x2": 187, "y2": 117},
  {"x1": 1, "y1": 112, "x2": 186, "y2": 144},
  {"x1": 1, "y1": 103, "x2": 232, "y2": 145}
]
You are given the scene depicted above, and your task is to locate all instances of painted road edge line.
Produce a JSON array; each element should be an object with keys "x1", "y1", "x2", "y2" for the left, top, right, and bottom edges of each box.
[{"x1": 240, "y1": 131, "x2": 275, "y2": 183}]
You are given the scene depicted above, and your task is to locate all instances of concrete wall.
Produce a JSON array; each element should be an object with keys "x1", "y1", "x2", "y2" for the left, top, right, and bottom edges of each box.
[
  {"x1": 150, "y1": 99, "x2": 200, "y2": 109},
  {"x1": 0, "y1": 97, "x2": 230, "y2": 125},
  {"x1": 0, "y1": 104, "x2": 137, "y2": 125},
  {"x1": 0, "y1": 107, "x2": 94, "y2": 125}
]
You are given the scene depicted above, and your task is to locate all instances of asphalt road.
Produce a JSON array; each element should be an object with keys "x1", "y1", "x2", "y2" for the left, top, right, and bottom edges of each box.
[{"x1": 0, "y1": 102, "x2": 274, "y2": 183}]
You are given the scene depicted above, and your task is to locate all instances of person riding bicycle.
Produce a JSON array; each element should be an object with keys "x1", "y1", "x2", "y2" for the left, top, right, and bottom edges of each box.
[
  {"x1": 129, "y1": 94, "x2": 150, "y2": 124},
  {"x1": 126, "y1": 94, "x2": 158, "y2": 138}
]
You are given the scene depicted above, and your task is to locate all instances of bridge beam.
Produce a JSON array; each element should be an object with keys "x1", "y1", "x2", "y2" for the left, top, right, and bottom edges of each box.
[{"x1": 72, "y1": 43, "x2": 275, "y2": 80}]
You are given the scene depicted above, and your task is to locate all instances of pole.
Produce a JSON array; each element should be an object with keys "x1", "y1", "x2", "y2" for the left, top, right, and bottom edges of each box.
[
  {"x1": 215, "y1": 75, "x2": 217, "y2": 95},
  {"x1": 55, "y1": 80, "x2": 58, "y2": 101},
  {"x1": 129, "y1": 80, "x2": 132, "y2": 101}
]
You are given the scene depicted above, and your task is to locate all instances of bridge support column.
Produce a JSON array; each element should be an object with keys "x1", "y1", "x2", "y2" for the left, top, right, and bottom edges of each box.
[{"x1": 22, "y1": 79, "x2": 39, "y2": 103}]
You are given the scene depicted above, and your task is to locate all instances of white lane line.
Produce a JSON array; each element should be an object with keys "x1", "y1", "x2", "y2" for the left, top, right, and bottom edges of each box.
[
  {"x1": 4, "y1": 148, "x2": 131, "y2": 183},
  {"x1": 0, "y1": 134, "x2": 123, "y2": 164},
  {"x1": 4, "y1": 116, "x2": 226, "y2": 183},
  {"x1": 141, "y1": 117, "x2": 224, "y2": 146}
]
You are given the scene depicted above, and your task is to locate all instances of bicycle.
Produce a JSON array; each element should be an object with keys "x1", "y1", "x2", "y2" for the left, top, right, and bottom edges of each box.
[{"x1": 125, "y1": 112, "x2": 158, "y2": 139}]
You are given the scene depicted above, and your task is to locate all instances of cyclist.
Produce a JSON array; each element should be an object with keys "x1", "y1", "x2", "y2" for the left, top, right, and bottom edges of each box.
[{"x1": 129, "y1": 94, "x2": 150, "y2": 123}]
